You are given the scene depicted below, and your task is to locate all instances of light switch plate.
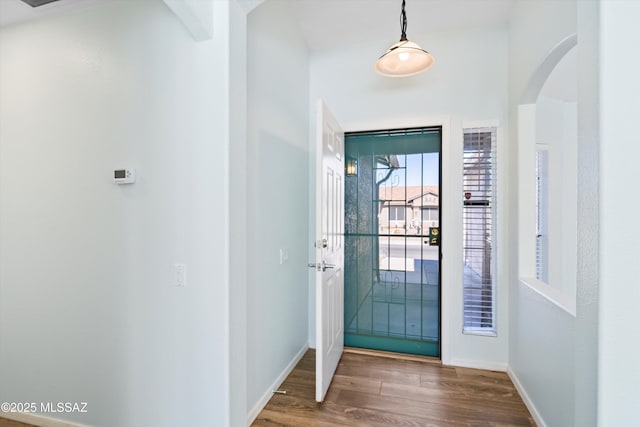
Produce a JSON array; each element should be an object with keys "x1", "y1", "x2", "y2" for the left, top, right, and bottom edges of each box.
[{"x1": 176, "y1": 264, "x2": 186, "y2": 287}]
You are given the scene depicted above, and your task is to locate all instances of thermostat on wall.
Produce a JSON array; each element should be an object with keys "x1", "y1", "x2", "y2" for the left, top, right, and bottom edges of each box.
[{"x1": 113, "y1": 169, "x2": 135, "y2": 184}]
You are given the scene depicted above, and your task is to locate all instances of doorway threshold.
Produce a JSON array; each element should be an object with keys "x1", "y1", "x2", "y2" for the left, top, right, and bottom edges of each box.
[{"x1": 343, "y1": 346, "x2": 441, "y2": 365}]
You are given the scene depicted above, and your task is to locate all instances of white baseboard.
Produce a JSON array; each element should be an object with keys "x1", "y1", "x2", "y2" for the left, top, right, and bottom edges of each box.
[
  {"x1": 507, "y1": 366, "x2": 547, "y2": 427},
  {"x1": 0, "y1": 411, "x2": 90, "y2": 427},
  {"x1": 445, "y1": 358, "x2": 508, "y2": 372},
  {"x1": 246, "y1": 343, "x2": 309, "y2": 426}
]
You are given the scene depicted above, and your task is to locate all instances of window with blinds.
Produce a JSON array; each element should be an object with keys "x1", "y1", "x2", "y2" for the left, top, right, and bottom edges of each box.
[
  {"x1": 535, "y1": 148, "x2": 549, "y2": 282},
  {"x1": 463, "y1": 127, "x2": 496, "y2": 335}
]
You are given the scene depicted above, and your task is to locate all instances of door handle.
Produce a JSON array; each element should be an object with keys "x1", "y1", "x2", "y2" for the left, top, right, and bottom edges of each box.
[
  {"x1": 308, "y1": 261, "x2": 336, "y2": 271},
  {"x1": 308, "y1": 262, "x2": 323, "y2": 271}
]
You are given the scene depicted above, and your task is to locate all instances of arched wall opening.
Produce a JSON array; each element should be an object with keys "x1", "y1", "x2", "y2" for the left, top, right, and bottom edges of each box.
[{"x1": 517, "y1": 33, "x2": 578, "y2": 314}]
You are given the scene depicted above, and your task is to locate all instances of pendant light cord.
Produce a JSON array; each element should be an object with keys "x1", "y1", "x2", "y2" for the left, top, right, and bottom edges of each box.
[{"x1": 400, "y1": 0, "x2": 408, "y2": 41}]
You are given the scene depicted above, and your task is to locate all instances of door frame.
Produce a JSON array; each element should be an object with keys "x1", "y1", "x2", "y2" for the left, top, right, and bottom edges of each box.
[
  {"x1": 309, "y1": 116, "x2": 453, "y2": 365},
  {"x1": 343, "y1": 125, "x2": 443, "y2": 357}
]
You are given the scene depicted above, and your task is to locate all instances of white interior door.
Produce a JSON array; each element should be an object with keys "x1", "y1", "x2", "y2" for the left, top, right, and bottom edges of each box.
[{"x1": 314, "y1": 99, "x2": 344, "y2": 402}]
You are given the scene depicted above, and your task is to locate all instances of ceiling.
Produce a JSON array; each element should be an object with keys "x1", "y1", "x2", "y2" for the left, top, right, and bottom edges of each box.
[
  {"x1": 0, "y1": 0, "x2": 515, "y2": 46},
  {"x1": 0, "y1": 0, "x2": 99, "y2": 28},
  {"x1": 289, "y1": 0, "x2": 515, "y2": 51}
]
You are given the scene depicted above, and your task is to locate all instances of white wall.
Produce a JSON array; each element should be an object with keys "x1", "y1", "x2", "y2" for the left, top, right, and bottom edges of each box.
[
  {"x1": 246, "y1": 0, "x2": 310, "y2": 422},
  {"x1": 309, "y1": 26, "x2": 510, "y2": 369},
  {"x1": 508, "y1": 0, "x2": 577, "y2": 422},
  {"x1": 508, "y1": 1, "x2": 602, "y2": 426},
  {"x1": 0, "y1": 1, "x2": 232, "y2": 425},
  {"x1": 228, "y1": 1, "x2": 248, "y2": 425},
  {"x1": 574, "y1": 2, "x2": 599, "y2": 425},
  {"x1": 598, "y1": 1, "x2": 640, "y2": 425}
]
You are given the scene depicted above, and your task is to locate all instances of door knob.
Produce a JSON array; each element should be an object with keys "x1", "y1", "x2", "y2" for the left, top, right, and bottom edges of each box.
[{"x1": 308, "y1": 261, "x2": 336, "y2": 271}]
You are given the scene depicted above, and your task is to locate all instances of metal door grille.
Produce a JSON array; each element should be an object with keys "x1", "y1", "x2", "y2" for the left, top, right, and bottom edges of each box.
[{"x1": 344, "y1": 127, "x2": 442, "y2": 356}]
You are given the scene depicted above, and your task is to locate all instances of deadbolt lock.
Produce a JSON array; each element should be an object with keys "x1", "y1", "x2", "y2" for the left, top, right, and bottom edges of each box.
[{"x1": 314, "y1": 238, "x2": 329, "y2": 249}]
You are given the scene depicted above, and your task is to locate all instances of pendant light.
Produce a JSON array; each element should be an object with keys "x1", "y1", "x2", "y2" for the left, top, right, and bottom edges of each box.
[{"x1": 374, "y1": 0, "x2": 435, "y2": 77}]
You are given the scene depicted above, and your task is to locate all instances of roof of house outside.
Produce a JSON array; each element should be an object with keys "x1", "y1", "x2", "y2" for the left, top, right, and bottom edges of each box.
[{"x1": 379, "y1": 186, "x2": 439, "y2": 205}]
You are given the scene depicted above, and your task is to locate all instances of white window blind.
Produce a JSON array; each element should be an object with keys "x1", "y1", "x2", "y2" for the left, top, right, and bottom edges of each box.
[
  {"x1": 463, "y1": 128, "x2": 496, "y2": 335},
  {"x1": 535, "y1": 148, "x2": 549, "y2": 282}
]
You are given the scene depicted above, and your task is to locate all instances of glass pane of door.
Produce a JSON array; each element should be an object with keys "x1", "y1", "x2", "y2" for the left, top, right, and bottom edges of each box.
[{"x1": 344, "y1": 128, "x2": 441, "y2": 357}]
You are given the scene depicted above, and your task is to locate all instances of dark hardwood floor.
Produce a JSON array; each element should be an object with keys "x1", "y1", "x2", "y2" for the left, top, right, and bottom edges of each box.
[
  {"x1": 0, "y1": 419, "x2": 32, "y2": 427},
  {"x1": 252, "y1": 348, "x2": 536, "y2": 427},
  {"x1": 1, "y1": 349, "x2": 535, "y2": 427}
]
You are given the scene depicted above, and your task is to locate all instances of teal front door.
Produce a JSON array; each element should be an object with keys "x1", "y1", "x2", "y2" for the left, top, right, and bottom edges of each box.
[{"x1": 344, "y1": 127, "x2": 441, "y2": 357}]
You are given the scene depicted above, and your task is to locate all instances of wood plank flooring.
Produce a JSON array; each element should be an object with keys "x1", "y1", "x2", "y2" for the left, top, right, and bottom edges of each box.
[
  {"x1": 0, "y1": 419, "x2": 33, "y2": 427},
  {"x1": 252, "y1": 349, "x2": 536, "y2": 427},
  {"x1": 1, "y1": 349, "x2": 535, "y2": 427}
]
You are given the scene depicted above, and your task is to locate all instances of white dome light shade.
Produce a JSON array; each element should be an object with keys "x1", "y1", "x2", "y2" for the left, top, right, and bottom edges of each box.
[{"x1": 375, "y1": 39, "x2": 435, "y2": 77}]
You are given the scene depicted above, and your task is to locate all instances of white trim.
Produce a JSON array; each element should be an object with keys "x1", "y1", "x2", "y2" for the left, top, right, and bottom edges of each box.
[
  {"x1": 0, "y1": 412, "x2": 90, "y2": 427},
  {"x1": 519, "y1": 278, "x2": 577, "y2": 316},
  {"x1": 342, "y1": 115, "x2": 451, "y2": 134},
  {"x1": 507, "y1": 366, "x2": 548, "y2": 427},
  {"x1": 439, "y1": 117, "x2": 453, "y2": 366},
  {"x1": 461, "y1": 327, "x2": 498, "y2": 337},
  {"x1": 520, "y1": 33, "x2": 577, "y2": 104},
  {"x1": 518, "y1": 104, "x2": 537, "y2": 279},
  {"x1": 246, "y1": 343, "x2": 309, "y2": 426},
  {"x1": 445, "y1": 358, "x2": 507, "y2": 372},
  {"x1": 162, "y1": 0, "x2": 213, "y2": 41},
  {"x1": 237, "y1": 0, "x2": 265, "y2": 14},
  {"x1": 340, "y1": 116, "x2": 452, "y2": 365},
  {"x1": 461, "y1": 119, "x2": 500, "y2": 129}
]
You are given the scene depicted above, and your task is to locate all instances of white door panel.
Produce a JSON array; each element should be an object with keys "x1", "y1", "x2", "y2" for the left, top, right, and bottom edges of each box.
[{"x1": 315, "y1": 100, "x2": 344, "y2": 403}]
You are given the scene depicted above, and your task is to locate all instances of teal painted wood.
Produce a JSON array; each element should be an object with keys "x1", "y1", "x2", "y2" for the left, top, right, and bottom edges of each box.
[{"x1": 344, "y1": 334, "x2": 439, "y2": 357}]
